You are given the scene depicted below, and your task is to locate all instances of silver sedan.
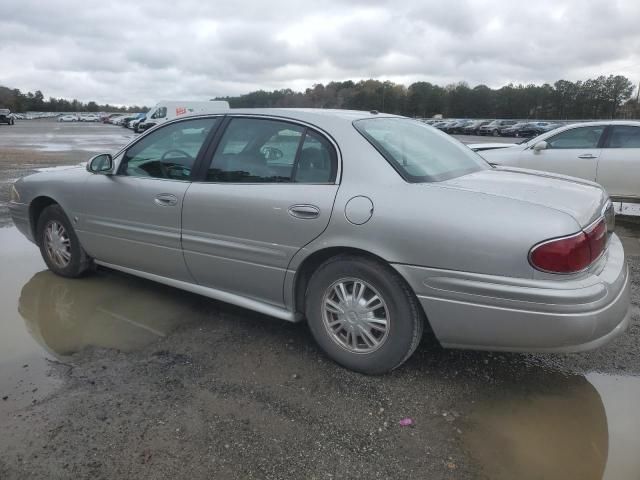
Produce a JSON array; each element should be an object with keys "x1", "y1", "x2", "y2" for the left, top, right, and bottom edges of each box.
[
  {"x1": 9, "y1": 109, "x2": 630, "y2": 373},
  {"x1": 478, "y1": 120, "x2": 640, "y2": 203}
]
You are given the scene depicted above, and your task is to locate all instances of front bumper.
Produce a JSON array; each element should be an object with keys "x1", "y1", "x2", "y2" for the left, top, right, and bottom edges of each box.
[
  {"x1": 393, "y1": 234, "x2": 630, "y2": 352},
  {"x1": 8, "y1": 201, "x2": 34, "y2": 242}
]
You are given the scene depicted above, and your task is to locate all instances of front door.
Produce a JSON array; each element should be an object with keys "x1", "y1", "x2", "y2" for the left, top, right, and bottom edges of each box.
[
  {"x1": 182, "y1": 117, "x2": 340, "y2": 307},
  {"x1": 76, "y1": 117, "x2": 221, "y2": 281},
  {"x1": 519, "y1": 125, "x2": 606, "y2": 181}
]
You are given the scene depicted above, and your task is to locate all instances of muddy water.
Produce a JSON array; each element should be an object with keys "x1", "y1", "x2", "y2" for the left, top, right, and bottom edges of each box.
[
  {"x1": 0, "y1": 226, "x2": 204, "y2": 415},
  {"x1": 465, "y1": 371, "x2": 640, "y2": 479}
]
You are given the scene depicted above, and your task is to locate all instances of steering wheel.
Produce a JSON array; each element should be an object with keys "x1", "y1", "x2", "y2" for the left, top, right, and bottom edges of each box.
[
  {"x1": 161, "y1": 149, "x2": 193, "y2": 161},
  {"x1": 260, "y1": 146, "x2": 283, "y2": 161}
]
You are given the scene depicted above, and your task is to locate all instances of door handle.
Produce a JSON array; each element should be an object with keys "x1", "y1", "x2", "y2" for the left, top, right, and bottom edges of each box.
[
  {"x1": 288, "y1": 204, "x2": 320, "y2": 219},
  {"x1": 154, "y1": 193, "x2": 178, "y2": 206},
  {"x1": 578, "y1": 154, "x2": 596, "y2": 159}
]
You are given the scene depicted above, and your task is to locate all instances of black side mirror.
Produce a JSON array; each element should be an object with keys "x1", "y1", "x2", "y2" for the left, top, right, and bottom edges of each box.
[{"x1": 87, "y1": 153, "x2": 113, "y2": 174}]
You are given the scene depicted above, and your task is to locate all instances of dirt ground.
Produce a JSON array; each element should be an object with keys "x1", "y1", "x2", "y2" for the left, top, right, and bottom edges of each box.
[{"x1": 1, "y1": 120, "x2": 639, "y2": 480}]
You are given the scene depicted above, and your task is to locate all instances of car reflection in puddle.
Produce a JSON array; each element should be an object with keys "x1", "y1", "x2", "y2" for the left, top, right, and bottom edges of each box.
[
  {"x1": 18, "y1": 269, "x2": 205, "y2": 356},
  {"x1": 464, "y1": 370, "x2": 640, "y2": 480}
]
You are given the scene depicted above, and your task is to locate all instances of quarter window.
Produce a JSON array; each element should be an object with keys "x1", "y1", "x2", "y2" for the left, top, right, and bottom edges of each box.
[
  {"x1": 119, "y1": 117, "x2": 219, "y2": 180},
  {"x1": 607, "y1": 126, "x2": 640, "y2": 148},
  {"x1": 206, "y1": 118, "x2": 337, "y2": 183},
  {"x1": 546, "y1": 126, "x2": 605, "y2": 149}
]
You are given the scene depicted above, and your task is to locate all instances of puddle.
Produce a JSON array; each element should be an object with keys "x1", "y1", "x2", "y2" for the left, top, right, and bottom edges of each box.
[
  {"x1": 464, "y1": 371, "x2": 640, "y2": 480},
  {"x1": 0, "y1": 226, "x2": 204, "y2": 416}
]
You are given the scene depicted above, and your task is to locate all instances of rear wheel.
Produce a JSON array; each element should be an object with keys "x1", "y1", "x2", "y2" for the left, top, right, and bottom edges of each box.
[
  {"x1": 492, "y1": 129, "x2": 499, "y2": 136},
  {"x1": 37, "y1": 204, "x2": 91, "y2": 278},
  {"x1": 305, "y1": 255, "x2": 424, "y2": 374}
]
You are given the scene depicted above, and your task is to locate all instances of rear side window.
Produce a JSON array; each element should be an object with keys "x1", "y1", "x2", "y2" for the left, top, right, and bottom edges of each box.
[
  {"x1": 546, "y1": 126, "x2": 605, "y2": 149},
  {"x1": 354, "y1": 117, "x2": 488, "y2": 182},
  {"x1": 206, "y1": 117, "x2": 337, "y2": 183},
  {"x1": 607, "y1": 126, "x2": 640, "y2": 148}
]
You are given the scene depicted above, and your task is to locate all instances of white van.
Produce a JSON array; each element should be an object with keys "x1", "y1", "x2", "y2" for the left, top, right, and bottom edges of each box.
[{"x1": 138, "y1": 100, "x2": 229, "y2": 132}]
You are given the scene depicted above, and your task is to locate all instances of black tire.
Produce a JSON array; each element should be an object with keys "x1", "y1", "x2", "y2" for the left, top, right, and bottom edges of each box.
[
  {"x1": 36, "y1": 204, "x2": 92, "y2": 278},
  {"x1": 305, "y1": 255, "x2": 424, "y2": 374},
  {"x1": 492, "y1": 129, "x2": 499, "y2": 136}
]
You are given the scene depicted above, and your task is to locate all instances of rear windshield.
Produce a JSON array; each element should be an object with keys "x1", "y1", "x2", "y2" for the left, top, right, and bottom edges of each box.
[{"x1": 354, "y1": 117, "x2": 489, "y2": 182}]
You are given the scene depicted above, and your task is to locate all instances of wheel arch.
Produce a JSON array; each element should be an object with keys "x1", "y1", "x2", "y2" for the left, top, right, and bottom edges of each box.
[
  {"x1": 292, "y1": 246, "x2": 430, "y2": 330},
  {"x1": 29, "y1": 196, "x2": 59, "y2": 245}
]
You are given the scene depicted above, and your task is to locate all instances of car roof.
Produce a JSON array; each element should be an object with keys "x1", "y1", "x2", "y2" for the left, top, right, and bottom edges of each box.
[{"x1": 196, "y1": 108, "x2": 402, "y2": 125}]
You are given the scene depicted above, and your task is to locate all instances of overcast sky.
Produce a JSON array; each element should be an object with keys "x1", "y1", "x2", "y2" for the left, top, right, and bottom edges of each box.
[{"x1": 1, "y1": 0, "x2": 639, "y2": 106}]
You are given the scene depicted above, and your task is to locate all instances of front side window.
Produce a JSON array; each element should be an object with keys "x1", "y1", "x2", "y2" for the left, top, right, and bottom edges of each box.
[
  {"x1": 119, "y1": 117, "x2": 219, "y2": 180},
  {"x1": 206, "y1": 117, "x2": 337, "y2": 183},
  {"x1": 607, "y1": 126, "x2": 640, "y2": 148},
  {"x1": 546, "y1": 126, "x2": 605, "y2": 149},
  {"x1": 151, "y1": 106, "x2": 167, "y2": 119},
  {"x1": 354, "y1": 117, "x2": 488, "y2": 182}
]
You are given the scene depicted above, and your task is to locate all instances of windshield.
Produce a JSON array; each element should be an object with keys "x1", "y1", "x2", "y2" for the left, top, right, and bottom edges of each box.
[{"x1": 354, "y1": 117, "x2": 490, "y2": 182}]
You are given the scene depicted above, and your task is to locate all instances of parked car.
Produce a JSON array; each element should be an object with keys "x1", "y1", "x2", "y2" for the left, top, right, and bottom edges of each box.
[
  {"x1": 102, "y1": 113, "x2": 123, "y2": 124},
  {"x1": 478, "y1": 121, "x2": 640, "y2": 203},
  {"x1": 110, "y1": 115, "x2": 129, "y2": 126},
  {"x1": 499, "y1": 122, "x2": 530, "y2": 137},
  {"x1": 0, "y1": 108, "x2": 16, "y2": 125},
  {"x1": 131, "y1": 115, "x2": 146, "y2": 132},
  {"x1": 80, "y1": 114, "x2": 100, "y2": 122},
  {"x1": 58, "y1": 114, "x2": 78, "y2": 122},
  {"x1": 512, "y1": 122, "x2": 553, "y2": 138},
  {"x1": 9, "y1": 110, "x2": 629, "y2": 374},
  {"x1": 479, "y1": 120, "x2": 518, "y2": 136},
  {"x1": 443, "y1": 119, "x2": 473, "y2": 134},
  {"x1": 461, "y1": 120, "x2": 491, "y2": 135},
  {"x1": 434, "y1": 119, "x2": 458, "y2": 131}
]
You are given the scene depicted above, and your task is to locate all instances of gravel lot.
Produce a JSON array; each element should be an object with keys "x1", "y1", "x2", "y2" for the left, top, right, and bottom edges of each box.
[{"x1": 1, "y1": 120, "x2": 639, "y2": 480}]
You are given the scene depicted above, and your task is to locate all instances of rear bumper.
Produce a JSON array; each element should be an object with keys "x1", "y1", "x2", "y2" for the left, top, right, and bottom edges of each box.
[{"x1": 393, "y1": 234, "x2": 630, "y2": 352}]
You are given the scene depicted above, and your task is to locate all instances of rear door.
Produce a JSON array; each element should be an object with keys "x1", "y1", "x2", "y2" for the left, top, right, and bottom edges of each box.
[
  {"x1": 182, "y1": 116, "x2": 339, "y2": 307},
  {"x1": 77, "y1": 117, "x2": 221, "y2": 281},
  {"x1": 596, "y1": 125, "x2": 640, "y2": 201},
  {"x1": 518, "y1": 125, "x2": 606, "y2": 180}
]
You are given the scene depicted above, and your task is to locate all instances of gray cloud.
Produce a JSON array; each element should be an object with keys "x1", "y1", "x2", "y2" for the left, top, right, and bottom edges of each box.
[{"x1": 0, "y1": 0, "x2": 638, "y2": 106}]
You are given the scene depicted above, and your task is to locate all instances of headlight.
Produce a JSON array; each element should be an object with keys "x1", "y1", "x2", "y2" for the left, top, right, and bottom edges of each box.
[{"x1": 10, "y1": 183, "x2": 20, "y2": 202}]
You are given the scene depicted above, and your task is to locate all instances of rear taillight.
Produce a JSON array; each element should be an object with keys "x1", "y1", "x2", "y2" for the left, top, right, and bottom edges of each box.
[{"x1": 530, "y1": 218, "x2": 608, "y2": 274}]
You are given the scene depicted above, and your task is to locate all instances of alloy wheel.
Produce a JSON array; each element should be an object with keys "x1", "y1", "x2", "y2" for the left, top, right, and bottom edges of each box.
[
  {"x1": 321, "y1": 277, "x2": 390, "y2": 354},
  {"x1": 44, "y1": 221, "x2": 72, "y2": 268}
]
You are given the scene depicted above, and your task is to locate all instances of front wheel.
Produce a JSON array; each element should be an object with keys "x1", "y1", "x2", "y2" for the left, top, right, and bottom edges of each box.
[
  {"x1": 305, "y1": 255, "x2": 424, "y2": 374},
  {"x1": 37, "y1": 204, "x2": 92, "y2": 278}
]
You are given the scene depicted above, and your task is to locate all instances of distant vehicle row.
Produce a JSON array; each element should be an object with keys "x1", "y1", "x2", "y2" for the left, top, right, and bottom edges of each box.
[
  {"x1": 103, "y1": 101, "x2": 230, "y2": 133},
  {"x1": 58, "y1": 114, "x2": 101, "y2": 122},
  {"x1": 420, "y1": 118, "x2": 566, "y2": 137}
]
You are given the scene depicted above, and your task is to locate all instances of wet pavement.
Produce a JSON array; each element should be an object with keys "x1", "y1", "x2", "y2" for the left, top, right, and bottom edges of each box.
[
  {"x1": 1, "y1": 121, "x2": 640, "y2": 479},
  {"x1": 0, "y1": 119, "x2": 134, "y2": 153},
  {"x1": 0, "y1": 120, "x2": 134, "y2": 227}
]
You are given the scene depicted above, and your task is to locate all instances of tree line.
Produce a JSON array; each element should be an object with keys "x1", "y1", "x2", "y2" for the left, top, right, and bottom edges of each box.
[
  {"x1": 0, "y1": 86, "x2": 147, "y2": 113},
  {"x1": 2, "y1": 75, "x2": 639, "y2": 119},
  {"x1": 217, "y1": 75, "x2": 640, "y2": 119}
]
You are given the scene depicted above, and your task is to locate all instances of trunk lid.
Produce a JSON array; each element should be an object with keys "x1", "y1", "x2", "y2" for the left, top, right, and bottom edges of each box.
[{"x1": 440, "y1": 166, "x2": 609, "y2": 228}]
